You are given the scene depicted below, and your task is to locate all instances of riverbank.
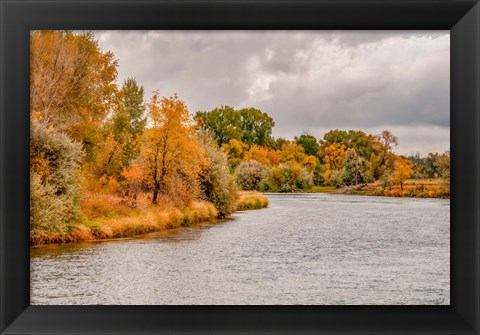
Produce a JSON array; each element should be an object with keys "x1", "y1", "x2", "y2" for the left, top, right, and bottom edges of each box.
[
  {"x1": 30, "y1": 191, "x2": 269, "y2": 246},
  {"x1": 308, "y1": 179, "x2": 449, "y2": 199}
]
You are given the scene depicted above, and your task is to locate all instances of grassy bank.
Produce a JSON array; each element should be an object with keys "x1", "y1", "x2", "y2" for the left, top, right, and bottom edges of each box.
[
  {"x1": 31, "y1": 191, "x2": 269, "y2": 246},
  {"x1": 235, "y1": 191, "x2": 269, "y2": 210},
  {"x1": 350, "y1": 178, "x2": 449, "y2": 199},
  {"x1": 303, "y1": 179, "x2": 449, "y2": 199},
  {"x1": 346, "y1": 179, "x2": 449, "y2": 198}
]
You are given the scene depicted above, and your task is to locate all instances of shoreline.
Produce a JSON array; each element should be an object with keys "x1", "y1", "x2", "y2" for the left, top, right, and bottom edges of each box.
[
  {"x1": 306, "y1": 181, "x2": 450, "y2": 199},
  {"x1": 30, "y1": 191, "x2": 269, "y2": 247}
]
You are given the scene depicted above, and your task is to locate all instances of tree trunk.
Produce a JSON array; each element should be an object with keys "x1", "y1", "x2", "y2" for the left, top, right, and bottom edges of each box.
[{"x1": 152, "y1": 183, "x2": 160, "y2": 204}]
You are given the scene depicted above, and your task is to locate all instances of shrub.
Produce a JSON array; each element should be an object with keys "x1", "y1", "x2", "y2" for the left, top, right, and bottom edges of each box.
[
  {"x1": 30, "y1": 120, "x2": 84, "y2": 239},
  {"x1": 401, "y1": 189, "x2": 415, "y2": 197},
  {"x1": 415, "y1": 191, "x2": 429, "y2": 198},
  {"x1": 436, "y1": 188, "x2": 450, "y2": 199},
  {"x1": 390, "y1": 189, "x2": 401, "y2": 197},
  {"x1": 296, "y1": 168, "x2": 314, "y2": 190},
  {"x1": 235, "y1": 191, "x2": 269, "y2": 210},
  {"x1": 235, "y1": 160, "x2": 270, "y2": 191},
  {"x1": 198, "y1": 135, "x2": 237, "y2": 218},
  {"x1": 329, "y1": 168, "x2": 345, "y2": 188},
  {"x1": 30, "y1": 172, "x2": 68, "y2": 242},
  {"x1": 266, "y1": 163, "x2": 312, "y2": 192}
]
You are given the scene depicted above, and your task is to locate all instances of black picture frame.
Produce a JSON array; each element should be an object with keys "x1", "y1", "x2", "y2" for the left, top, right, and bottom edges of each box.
[{"x1": 1, "y1": 0, "x2": 479, "y2": 334}]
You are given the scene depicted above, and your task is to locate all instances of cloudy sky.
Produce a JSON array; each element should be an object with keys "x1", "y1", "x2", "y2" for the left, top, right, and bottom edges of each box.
[{"x1": 95, "y1": 30, "x2": 450, "y2": 156}]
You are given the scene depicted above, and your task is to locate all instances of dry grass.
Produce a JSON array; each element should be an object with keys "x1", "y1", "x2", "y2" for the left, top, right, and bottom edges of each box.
[
  {"x1": 32, "y1": 190, "x2": 273, "y2": 246},
  {"x1": 31, "y1": 193, "x2": 219, "y2": 246},
  {"x1": 235, "y1": 191, "x2": 269, "y2": 210},
  {"x1": 351, "y1": 178, "x2": 450, "y2": 199}
]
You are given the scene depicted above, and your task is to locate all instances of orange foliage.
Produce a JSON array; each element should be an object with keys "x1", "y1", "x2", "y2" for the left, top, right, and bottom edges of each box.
[{"x1": 141, "y1": 93, "x2": 206, "y2": 205}]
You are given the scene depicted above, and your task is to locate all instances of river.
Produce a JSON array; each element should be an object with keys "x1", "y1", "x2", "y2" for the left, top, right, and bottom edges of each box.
[{"x1": 31, "y1": 193, "x2": 450, "y2": 305}]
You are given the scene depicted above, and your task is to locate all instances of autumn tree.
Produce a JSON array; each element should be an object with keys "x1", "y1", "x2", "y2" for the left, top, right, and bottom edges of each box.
[
  {"x1": 320, "y1": 130, "x2": 377, "y2": 160},
  {"x1": 243, "y1": 145, "x2": 281, "y2": 167},
  {"x1": 221, "y1": 138, "x2": 248, "y2": 172},
  {"x1": 140, "y1": 93, "x2": 204, "y2": 205},
  {"x1": 372, "y1": 130, "x2": 398, "y2": 178},
  {"x1": 274, "y1": 137, "x2": 290, "y2": 151},
  {"x1": 30, "y1": 30, "x2": 118, "y2": 161},
  {"x1": 321, "y1": 143, "x2": 347, "y2": 185},
  {"x1": 390, "y1": 157, "x2": 414, "y2": 190},
  {"x1": 280, "y1": 142, "x2": 318, "y2": 172}
]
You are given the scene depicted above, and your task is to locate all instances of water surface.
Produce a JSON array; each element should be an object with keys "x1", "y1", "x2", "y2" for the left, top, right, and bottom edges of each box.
[{"x1": 31, "y1": 193, "x2": 450, "y2": 305}]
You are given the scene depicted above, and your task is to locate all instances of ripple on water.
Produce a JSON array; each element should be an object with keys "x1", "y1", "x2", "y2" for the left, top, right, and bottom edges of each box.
[{"x1": 31, "y1": 193, "x2": 450, "y2": 305}]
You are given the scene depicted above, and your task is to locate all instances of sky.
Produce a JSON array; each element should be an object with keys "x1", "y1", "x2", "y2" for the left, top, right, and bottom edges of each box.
[{"x1": 94, "y1": 30, "x2": 450, "y2": 156}]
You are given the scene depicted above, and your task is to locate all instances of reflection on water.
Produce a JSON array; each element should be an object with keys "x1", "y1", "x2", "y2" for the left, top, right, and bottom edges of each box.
[{"x1": 31, "y1": 193, "x2": 450, "y2": 305}]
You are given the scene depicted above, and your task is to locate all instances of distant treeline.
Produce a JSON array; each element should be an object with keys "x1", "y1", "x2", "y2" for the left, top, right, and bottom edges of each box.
[{"x1": 195, "y1": 107, "x2": 449, "y2": 194}]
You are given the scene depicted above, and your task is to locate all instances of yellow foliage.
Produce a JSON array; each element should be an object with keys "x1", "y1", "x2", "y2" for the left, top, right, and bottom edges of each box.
[
  {"x1": 323, "y1": 143, "x2": 347, "y2": 170},
  {"x1": 389, "y1": 157, "x2": 414, "y2": 190},
  {"x1": 244, "y1": 145, "x2": 274, "y2": 166},
  {"x1": 141, "y1": 93, "x2": 206, "y2": 205},
  {"x1": 222, "y1": 138, "x2": 247, "y2": 159}
]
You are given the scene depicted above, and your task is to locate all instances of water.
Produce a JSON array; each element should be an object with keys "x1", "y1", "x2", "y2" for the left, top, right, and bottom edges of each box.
[{"x1": 30, "y1": 193, "x2": 450, "y2": 305}]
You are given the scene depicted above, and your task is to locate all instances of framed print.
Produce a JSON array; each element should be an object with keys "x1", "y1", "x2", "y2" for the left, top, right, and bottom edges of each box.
[{"x1": 1, "y1": 0, "x2": 479, "y2": 334}]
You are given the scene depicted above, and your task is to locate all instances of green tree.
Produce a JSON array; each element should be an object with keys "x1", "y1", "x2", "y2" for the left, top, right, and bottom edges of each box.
[
  {"x1": 112, "y1": 78, "x2": 147, "y2": 167},
  {"x1": 195, "y1": 106, "x2": 242, "y2": 147},
  {"x1": 295, "y1": 133, "x2": 320, "y2": 157},
  {"x1": 195, "y1": 106, "x2": 275, "y2": 148},
  {"x1": 238, "y1": 107, "x2": 275, "y2": 147}
]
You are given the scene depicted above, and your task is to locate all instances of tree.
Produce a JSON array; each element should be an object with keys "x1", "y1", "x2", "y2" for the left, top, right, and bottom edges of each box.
[
  {"x1": 140, "y1": 93, "x2": 204, "y2": 205},
  {"x1": 221, "y1": 138, "x2": 247, "y2": 172},
  {"x1": 195, "y1": 106, "x2": 242, "y2": 147},
  {"x1": 320, "y1": 129, "x2": 377, "y2": 160},
  {"x1": 30, "y1": 30, "x2": 118, "y2": 161},
  {"x1": 321, "y1": 143, "x2": 347, "y2": 186},
  {"x1": 376, "y1": 130, "x2": 398, "y2": 153},
  {"x1": 390, "y1": 157, "x2": 414, "y2": 190},
  {"x1": 342, "y1": 148, "x2": 369, "y2": 186},
  {"x1": 195, "y1": 106, "x2": 275, "y2": 148},
  {"x1": 243, "y1": 145, "x2": 279, "y2": 167},
  {"x1": 280, "y1": 142, "x2": 307, "y2": 164},
  {"x1": 113, "y1": 78, "x2": 147, "y2": 167},
  {"x1": 274, "y1": 137, "x2": 290, "y2": 151},
  {"x1": 238, "y1": 107, "x2": 275, "y2": 147},
  {"x1": 295, "y1": 133, "x2": 320, "y2": 157}
]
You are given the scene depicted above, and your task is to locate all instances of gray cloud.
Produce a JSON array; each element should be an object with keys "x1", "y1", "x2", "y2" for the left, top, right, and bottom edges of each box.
[{"x1": 94, "y1": 30, "x2": 450, "y2": 155}]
